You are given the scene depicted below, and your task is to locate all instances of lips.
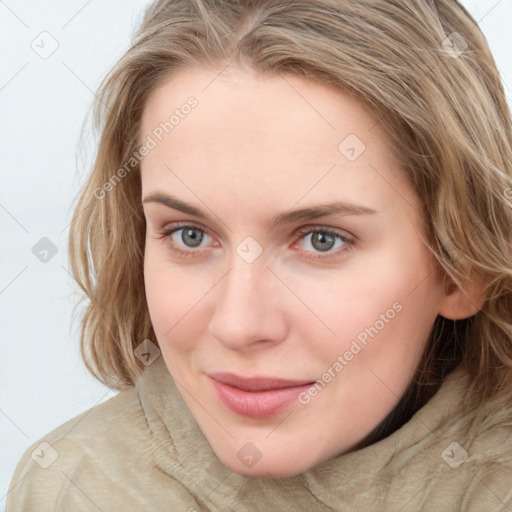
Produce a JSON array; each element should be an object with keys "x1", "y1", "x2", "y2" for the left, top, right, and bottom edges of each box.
[
  {"x1": 209, "y1": 372, "x2": 315, "y2": 418},
  {"x1": 209, "y1": 372, "x2": 314, "y2": 391}
]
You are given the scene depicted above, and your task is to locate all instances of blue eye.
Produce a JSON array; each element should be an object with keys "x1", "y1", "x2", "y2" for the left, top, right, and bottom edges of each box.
[
  {"x1": 295, "y1": 227, "x2": 354, "y2": 260},
  {"x1": 172, "y1": 226, "x2": 206, "y2": 248},
  {"x1": 154, "y1": 223, "x2": 355, "y2": 261},
  {"x1": 154, "y1": 224, "x2": 211, "y2": 258}
]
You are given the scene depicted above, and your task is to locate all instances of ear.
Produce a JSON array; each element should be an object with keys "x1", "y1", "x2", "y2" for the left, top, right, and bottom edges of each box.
[{"x1": 437, "y1": 268, "x2": 487, "y2": 320}]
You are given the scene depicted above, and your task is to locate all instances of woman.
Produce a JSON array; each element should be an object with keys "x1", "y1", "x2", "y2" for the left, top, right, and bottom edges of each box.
[{"x1": 7, "y1": 0, "x2": 512, "y2": 510}]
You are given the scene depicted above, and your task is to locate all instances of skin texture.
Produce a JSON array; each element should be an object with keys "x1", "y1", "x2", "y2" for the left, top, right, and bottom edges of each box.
[{"x1": 140, "y1": 64, "x2": 483, "y2": 477}]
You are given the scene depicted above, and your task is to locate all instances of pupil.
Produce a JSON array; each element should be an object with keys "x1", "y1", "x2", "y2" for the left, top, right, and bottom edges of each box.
[
  {"x1": 312, "y1": 232, "x2": 334, "y2": 252},
  {"x1": 182, "y1": 228, "x2": 203, "y2": 247}
]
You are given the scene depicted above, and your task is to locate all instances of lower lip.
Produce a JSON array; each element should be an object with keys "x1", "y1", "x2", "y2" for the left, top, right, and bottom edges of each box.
[{"x1": 210, "y1": 378, "x2": 313, "y2": 419}]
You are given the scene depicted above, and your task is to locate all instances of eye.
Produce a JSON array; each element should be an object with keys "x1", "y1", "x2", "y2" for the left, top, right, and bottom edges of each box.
[
  {"x1": 153, "y1": 223, "x2": 355, "y2": 261},
  {"x1": 294, "y1": 227, "x2": 355, "y2": 260},
  {"x1": 153, "y1": 223, "x2": 214, "y2": 258}
]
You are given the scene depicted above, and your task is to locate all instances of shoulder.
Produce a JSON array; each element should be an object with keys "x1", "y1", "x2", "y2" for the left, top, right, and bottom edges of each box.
[
  {"x1": 386, "y1": 371, "x2": 512, "y2": 511},
  {"x1": 6, "y1": 388, "x2": 153, "y2": 511},
  {"x1": 416, "y1": 425, "x2": 512, "y2": 511},
  {"x1": 6, "y1": 359, "x2": 205, "y2": 511}
]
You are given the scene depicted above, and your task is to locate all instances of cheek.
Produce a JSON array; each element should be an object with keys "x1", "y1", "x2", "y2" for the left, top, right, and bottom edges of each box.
[
  {"x1": 143, "y1": 246, "x2": 213, "y2": 354},
  {"x1": 343, "y1": 254, "x2": 441, "y2": 377},
  {"x1": 144, "y1": 248, "x2": 171, "y2": 329},
  {"x1": 297, "y1": 244, "x2": 440, "y2": 370}
]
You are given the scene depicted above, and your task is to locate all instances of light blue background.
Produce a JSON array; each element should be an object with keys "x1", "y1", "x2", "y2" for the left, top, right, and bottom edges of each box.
[{"x1": 1, "y1": 0, "x2": 511, "y2": 507}]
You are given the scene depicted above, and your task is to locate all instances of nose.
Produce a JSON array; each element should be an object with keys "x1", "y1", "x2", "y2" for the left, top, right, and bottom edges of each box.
[{"x1": 207, "y1": 256, "x2": 288, "y2": 351}]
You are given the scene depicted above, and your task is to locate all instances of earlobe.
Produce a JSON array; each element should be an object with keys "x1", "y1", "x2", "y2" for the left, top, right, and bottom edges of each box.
[{"x1": 438, "y1": 271, "x2": 487, "y2": 320}]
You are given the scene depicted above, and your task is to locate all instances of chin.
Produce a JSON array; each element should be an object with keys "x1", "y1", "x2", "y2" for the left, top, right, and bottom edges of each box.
[
  {"x1": 224, "y1": 459, "x2": 307, "y2": 478},
  {"x1": 214, "y1": 447, "x2": 319, "y2": 478}
]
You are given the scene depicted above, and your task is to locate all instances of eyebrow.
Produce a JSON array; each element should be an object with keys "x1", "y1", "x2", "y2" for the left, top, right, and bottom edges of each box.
[{"x1": 142, "y1": 192, "x2": 379, "y2": 226}]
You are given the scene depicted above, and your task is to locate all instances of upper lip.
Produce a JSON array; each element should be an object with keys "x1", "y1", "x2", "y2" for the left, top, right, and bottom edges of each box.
[{"x1": 209, "y1": 372, "x2": 315, "y2": 392}]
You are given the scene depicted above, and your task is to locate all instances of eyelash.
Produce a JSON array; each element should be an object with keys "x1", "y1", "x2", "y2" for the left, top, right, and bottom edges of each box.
[{"x1": 153, "y1": 222, "x2": 355, "y2": 261}]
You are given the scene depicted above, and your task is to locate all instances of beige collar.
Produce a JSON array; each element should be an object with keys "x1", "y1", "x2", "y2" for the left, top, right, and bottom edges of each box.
[{"x1": 136, "y1": 355, "x2": 471, "y2": 509}]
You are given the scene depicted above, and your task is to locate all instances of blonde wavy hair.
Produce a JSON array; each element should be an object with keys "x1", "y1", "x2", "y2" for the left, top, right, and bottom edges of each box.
[{"x1": 69, "y1": 0, "x2": 512, "y2": 443}]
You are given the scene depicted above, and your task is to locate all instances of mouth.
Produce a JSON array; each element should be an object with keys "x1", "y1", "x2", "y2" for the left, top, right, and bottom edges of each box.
[
  {"x1": 208, "y1": 372, "x2": 315, "y2": 419},
  {"x1": 209, "y1": 372, "x2": 314, "y2": 391}
]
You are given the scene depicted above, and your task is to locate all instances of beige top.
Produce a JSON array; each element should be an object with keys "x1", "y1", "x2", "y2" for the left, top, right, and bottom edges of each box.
[{"x1": 6, "y1": 356, "x2": 512, "y2": 511}]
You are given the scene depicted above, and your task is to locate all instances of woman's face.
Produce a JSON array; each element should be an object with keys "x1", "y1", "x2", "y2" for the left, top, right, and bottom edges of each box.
[{"x1": 140, "y1": 65, "x2": 448, "y2": 477}]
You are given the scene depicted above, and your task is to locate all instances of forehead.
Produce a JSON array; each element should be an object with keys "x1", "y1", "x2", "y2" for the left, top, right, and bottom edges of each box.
[
  {"x1": 143, "y1": 67, "x2": 379, "y2": 143},
  {"x1": 139, "y1": 66, "x2": 414, "y2": 214}
]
